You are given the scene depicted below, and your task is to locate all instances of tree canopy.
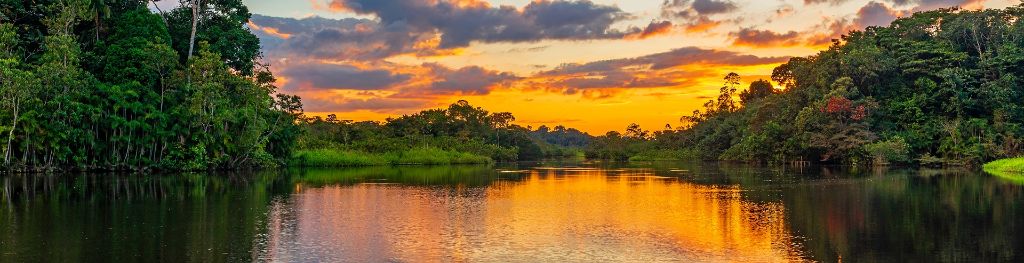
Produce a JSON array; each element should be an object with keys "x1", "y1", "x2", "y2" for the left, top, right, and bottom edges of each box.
[
  {"x1": 0, "y1": 0, "x2": 302, "y2": 171},
  {"x1": 614, "y1": 4, "x2": 1024, "y2": 165}
]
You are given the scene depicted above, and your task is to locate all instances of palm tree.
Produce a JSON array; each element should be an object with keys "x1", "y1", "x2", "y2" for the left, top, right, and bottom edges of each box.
[{"x1": 88, "y1": 0, "x2": 111, "y2": 42}]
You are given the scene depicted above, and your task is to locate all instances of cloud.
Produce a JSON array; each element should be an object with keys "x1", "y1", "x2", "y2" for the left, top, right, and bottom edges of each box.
[
  {"x1": 283, "y1": 61, "x2": 518, "y2": 112},
  {"x1": 544, "y1": 47, "x2": 788, "y2": 74},
  {"x1": 250, "y1": 15, "x2": 436, "y2": 61},
  {"x1": 690, "y1": 0, "x2": 739, "y2": 14},
  {"x1": 731, "y1": 28, "x2": 803, "y2": 47},
  {"x1": 663, "y1": 0, "x2": 739, "y2": 17},
  {"x1": 531, "y1": 47, "x2": 788, "y2": 93},
  {"x1": 855, "y1": 1, "x2": 903, "y2": 28},
  {"x1": 682, "y1": 16, "x2": 723, "y2": 32},
  {"x1": 251, "y1": 1, "x2": 668, "y2": 62},
  {"x1": 737, "y1": 1, "x2": 912, "y2": 48},
  {"x1": 321, "y1": 0, "x2": 644, "y2": 49},
  {"x1": 281, "y1": 63, "x2": 411, "y2": 91},
  {"x1": 660, "y1": 0, "x2": 739, "y2": 34},
  {"x1": 304, "y1": 97, "x2": 430, "y2": 112},
  {"x1": 420, "y1": 63, "x2": 520, "y2": 96},
  {"x1": 627, "y1": 21, "x2": 675, "y2": 39}
]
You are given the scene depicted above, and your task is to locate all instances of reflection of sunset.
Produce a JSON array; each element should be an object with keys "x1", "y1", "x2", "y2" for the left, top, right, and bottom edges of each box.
[{"x1": 258, "y1": 169, "x2": 804, "y2": 262}]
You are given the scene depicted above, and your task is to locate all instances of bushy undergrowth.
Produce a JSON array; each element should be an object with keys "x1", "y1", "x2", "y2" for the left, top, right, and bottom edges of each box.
[
  {"x1": 628, "y1": 149, "x2": 699, "y2": 161},
  {"x1": 292, "y1": 147, "x2": 492, "y2": 167}
]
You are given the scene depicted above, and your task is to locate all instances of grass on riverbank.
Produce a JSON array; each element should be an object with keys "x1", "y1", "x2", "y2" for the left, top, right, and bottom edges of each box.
[
  {"x1": 292, "y1": 147, "x2": 492, "y2": 167},
  {"x1": 628, "y1": 149, "x2": 699, "y2": 162},
  {"x1": 983, "y1": 157, "x2": 1024, "y2": 183}
]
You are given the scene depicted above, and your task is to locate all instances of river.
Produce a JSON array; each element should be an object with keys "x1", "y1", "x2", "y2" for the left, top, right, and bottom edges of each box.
[{"x1": 2, "y1": 161, "x2": 1023, "y2": 262}]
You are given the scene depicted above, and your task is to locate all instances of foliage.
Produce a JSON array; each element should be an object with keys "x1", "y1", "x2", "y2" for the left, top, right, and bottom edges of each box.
[
  {"x1": 983, "y1": 157, "x2": 1024, "y2": 183},
  {"x1": 292, "y1": 147, "x2": 491, "y2": 167},
  {"x1": 603, "y1": 5, "x2": 1024, "y2": 166},
  {"x1": 296, "y1": 100, "x2": 591, "y2": 165},
  {"x1": 864, "y1": 136, "x2": 911, "y2": 165},
  {"x1": 0, "y1": 0, "x2": 302, "y2": 171}
]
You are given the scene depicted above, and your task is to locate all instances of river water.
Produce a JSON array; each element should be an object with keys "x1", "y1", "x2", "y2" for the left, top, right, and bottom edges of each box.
[{"x1": 2, "y1": 161, "x2": 1022, "y2": 262}]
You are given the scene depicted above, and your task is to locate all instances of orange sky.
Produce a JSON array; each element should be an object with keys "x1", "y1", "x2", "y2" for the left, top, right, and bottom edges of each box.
[{"x1": 241, "y1": 0, "x2": 1020, "y2": 134}]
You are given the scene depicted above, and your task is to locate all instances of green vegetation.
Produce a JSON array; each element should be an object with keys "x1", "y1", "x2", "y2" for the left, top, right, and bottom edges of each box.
[
  {"x1": 983, "y1": 157, "x2": 1024, "y2": 182},
  {"x1": 292, "y1": 100, "x2": 588, "y2": 167},
  {"x1": 587, "y1": 5, "x2": 1024, "y2": 166},
  {"x1": 295, "y1": 165, "x2": 500, "y2": 187},
  {"x1": 0, "y1": 1, "x2": 302, "y2": 171},
  {"x1": 293, "y1": 147, "x2": 491, "y2": 167},
  {"x1": 628, "y1": 149, "x2": 698, "y2": 162}
]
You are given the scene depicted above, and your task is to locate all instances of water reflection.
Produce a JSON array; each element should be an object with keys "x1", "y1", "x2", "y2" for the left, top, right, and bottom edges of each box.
[
  {"x1": 265, "y1": 168, "x2": 801, "y2": 262},
  {"x1": 2, "y1": 163, "x2": 1023, "y2": 262}
]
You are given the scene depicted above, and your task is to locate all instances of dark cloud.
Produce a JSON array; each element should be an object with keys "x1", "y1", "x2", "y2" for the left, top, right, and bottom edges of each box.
[
  {"x1": 276, "y1": 61, "x2": 519, "y2": 111},
  {"x1": 250, "y1": 15, "x2": 434, "y2": 61},
  {"x1": 421, "y1": 63, "x2": 520, "y2": 96},
  {"x1": 281, "y1": 62, "x2": 411, "y2": 91},
  {"x1": 304, "y1": 97, "x2": 430, "y2": 112},
  {"x1": 691, "y1": 0, "x2": 739, "y2": 14},
  {"x1": 855, "y1": 1, "x2": 901, "y2": 28},
  {"x1": 660, "y1": 0, "x2": 737, "y2": 34},
  {"x1": 251, "y1": 1, "x2": 659, "y2": 61},
  {"x1": 545, "y1": 47, "x2": 789, "y2": 75},
  {"x1": 536, "y1": 47, "x2": 787, "y2": 91},
  {"x1": 663, "y1": 0, "x2": 738, "y2": 16},
  {"x1": 628, "y1": 21, "x2": 674, "y2": 39},
  {"x1": 681, "y1": 16, "x2": 722, "y2": 32},
  {"x1": 731, "y1": 28, "x2": 803, "y2": 47},
  {"x1": 326, "y1": 0, "x2": 641, "y2": 49}
]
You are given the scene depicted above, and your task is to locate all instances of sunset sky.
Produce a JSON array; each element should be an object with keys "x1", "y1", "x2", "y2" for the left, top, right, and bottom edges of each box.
[{"x1": 227, "y1": 0, "x2": 1019, "y2": 133}]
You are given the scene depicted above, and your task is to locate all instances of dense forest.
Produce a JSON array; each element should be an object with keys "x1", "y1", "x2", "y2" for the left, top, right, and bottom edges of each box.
[
  {"x1": 597, "y1": 5, "x2": 1024, "y2": 166},
  {"x1": 293, "y1": 100, "x2": 589, "y2": 166},
  {"x1": 0, "y1": 0, "x2": 303, "y2": 171}
]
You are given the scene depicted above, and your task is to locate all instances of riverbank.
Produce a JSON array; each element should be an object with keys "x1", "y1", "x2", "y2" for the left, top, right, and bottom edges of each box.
[
  {"x1": 983, "y1": 158, "x2": 1024, "y2": 183},
  {"x1": 291, "y1": 147, "x2": 493, "y2": 167}
]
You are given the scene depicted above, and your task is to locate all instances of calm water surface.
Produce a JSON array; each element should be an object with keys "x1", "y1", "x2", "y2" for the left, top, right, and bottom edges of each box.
[{"x1": 2, "y1": 161, "x2": 1023, "y2": 262}]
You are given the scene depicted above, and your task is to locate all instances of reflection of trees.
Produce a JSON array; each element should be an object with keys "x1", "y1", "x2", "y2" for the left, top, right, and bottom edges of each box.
[
  {"x1": 781, "y1": 169, "x2": 1024, "y2": 262},
  {"x1": 655, "y1": 162, "x2": 1024, "y2": 261},
  {"x1": 1, "y1": 171, "x2": 294, "y2": 202},
  {"x1": 0, "y1": 171, "x2": 293, "y2": 262}
]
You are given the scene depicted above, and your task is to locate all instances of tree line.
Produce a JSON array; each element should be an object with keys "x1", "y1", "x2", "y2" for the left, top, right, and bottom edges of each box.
[
  {"x1": 590, "y1": 5, "x2": 1024, "y2": 166},
  {"x1": 0, "y1": 0, "x2": 303, "y2": 171},
  {"x1": 296, "y1": 100, "x2": 586, "y2": 164}
]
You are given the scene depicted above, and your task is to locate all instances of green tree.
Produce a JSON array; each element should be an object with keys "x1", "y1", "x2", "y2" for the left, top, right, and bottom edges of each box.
[{"x1": 739, "y1": 79, "x2": 776, "y2": 104}]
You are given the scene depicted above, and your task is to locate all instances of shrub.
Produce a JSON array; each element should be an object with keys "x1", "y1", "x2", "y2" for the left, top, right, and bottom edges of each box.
[{"x1": 864, "y1": 136, "x2": 910, "y2": 165}]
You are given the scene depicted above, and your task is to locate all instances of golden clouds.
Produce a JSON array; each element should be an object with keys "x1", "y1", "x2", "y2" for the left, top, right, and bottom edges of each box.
[{"x1": 247, "y1": 21, "x2": 291, "y2": 39}]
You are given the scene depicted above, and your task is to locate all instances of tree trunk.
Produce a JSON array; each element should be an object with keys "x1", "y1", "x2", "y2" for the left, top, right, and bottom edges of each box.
[
  {"x1": 5, "y1": 100, "x2": 18, "y2": 166},
  {"x1": 187, "y1": 0, "x2": 201, "y2": 61},
  {"x1": 187, "y1": 0, "x2": 203, "y2": 85},
  {"x1": 95, "y1": 14, "x2": 100, "y2": 43}
]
